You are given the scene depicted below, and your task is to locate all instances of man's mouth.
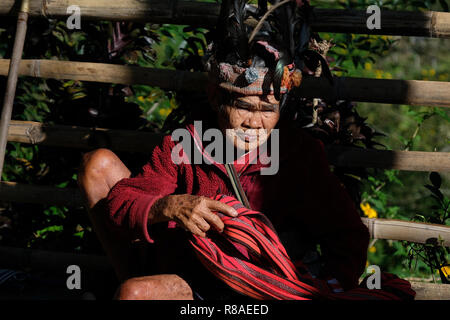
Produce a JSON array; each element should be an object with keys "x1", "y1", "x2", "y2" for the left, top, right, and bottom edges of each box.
[{"x1": 236, "y1": 132, "x2": 258, "y2": 142}]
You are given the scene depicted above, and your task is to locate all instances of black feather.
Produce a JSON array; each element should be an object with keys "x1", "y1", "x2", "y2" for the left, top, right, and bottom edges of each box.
[{"x1": 214, "y1": 0, "x2": 250, "y2": 65}]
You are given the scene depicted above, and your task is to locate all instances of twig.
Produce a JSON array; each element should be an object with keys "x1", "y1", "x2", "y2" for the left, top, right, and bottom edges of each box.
[{"x1": 248, "y1": 0, "x2": 293, "y2": 44}]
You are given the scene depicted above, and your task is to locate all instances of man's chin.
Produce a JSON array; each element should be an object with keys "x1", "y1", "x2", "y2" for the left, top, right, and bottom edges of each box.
[{"x1": 235, "y1": 138, "x2": 267, "y2": 153}]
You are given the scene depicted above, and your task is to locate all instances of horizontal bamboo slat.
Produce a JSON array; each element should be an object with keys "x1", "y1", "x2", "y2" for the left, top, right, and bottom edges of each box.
[
  {"x1": 410, "y1": 281, "x2": 450, "y2": 300},
  {"x1": 0, "y1": 245, "x2": 110, "y2": 272},
  {"x1": 7, "y1": 120, "x2": 164, "y2": 153},
  {"x1": 2, "y1": 182, "x2": 450, "y2": 245},
  {"x1": 326, "y1": 146, "x2": 450, "y2": 172},
  {"x1": 0, "y1": 245, "x2": 446, "y2": 300},
  {"x1": 361, "y1": 217, "x2": 450, "y2": 247},
  {"x1": 1, "y1": 1, "x2": 449, "y2": 38},
  {"x1": 0, "y1": 181, "x2": 84, "y2": 207},
  {"x1": 1, "y1": 59, "x2": 450, "y2": 108},
  {"x1": 6, "y1": 120, "x2": 450, "y2": 172}
]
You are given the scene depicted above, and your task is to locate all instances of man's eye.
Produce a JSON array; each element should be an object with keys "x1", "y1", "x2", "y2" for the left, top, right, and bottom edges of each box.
[
  {"x1": 235, "y1": 102, "x2": 251, "y2": 110},
  {"x1": 261, "y1": 105, "x2": 278, "y2": 112}
]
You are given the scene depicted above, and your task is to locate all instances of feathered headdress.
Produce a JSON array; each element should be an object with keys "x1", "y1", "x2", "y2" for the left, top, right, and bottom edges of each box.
[{"x1": 206, "y1": 0, "x2": 332, "y2": 110}]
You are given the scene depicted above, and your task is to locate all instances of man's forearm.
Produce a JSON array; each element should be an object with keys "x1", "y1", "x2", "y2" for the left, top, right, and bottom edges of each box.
[{"x1": 148, "y1": 195, "x2": 172, "y2": 225}]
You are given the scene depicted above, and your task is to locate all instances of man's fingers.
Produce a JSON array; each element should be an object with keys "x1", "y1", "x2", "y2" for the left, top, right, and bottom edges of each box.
[
  {"x1": 202, "y1": 211, "x2": 225, "y2": 233},
  {"x1": 186, "y1": 222, "x2": 206, "y2": 238},
  {"x1": 192, "y1": 215, "x2": 211, "y2": 233},
  {"x1": 206, "y1": 199, "x2": 238, "y2": 217}
]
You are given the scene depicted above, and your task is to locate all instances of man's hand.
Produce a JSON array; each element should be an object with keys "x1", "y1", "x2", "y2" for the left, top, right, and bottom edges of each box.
[{"x1": 149, "y1": 194, "x2": 238, "y2": 238}]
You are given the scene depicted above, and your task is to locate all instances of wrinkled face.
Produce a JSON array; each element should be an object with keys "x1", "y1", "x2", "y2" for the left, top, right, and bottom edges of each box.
[{"x1": 216, "y1": 93, "x2": 281, "y2": 152}]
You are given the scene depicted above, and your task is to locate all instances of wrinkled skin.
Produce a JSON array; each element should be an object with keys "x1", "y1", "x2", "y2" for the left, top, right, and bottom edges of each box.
[{"x1": 149, "y1": 194, "x2": 238, "y2": 238}]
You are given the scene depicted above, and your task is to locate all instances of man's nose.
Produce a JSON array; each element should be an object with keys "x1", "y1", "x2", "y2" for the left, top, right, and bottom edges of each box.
[{"x1": 243, "y1": 112, "x2": 263, "y2": 129}]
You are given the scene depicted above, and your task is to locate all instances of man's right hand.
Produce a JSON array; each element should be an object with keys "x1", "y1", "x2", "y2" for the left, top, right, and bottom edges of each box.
[{"x1": 149, "y1": 194, "x2": 238, "y2": 238}]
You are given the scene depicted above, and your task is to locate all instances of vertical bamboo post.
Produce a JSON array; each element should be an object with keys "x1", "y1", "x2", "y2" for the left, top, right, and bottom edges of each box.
[{"x1": 0, "y1": 0, "x2": 29, "y2": 180}]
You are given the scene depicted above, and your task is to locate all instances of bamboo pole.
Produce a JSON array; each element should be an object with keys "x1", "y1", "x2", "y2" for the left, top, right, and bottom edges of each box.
[
  {"x1": 0, "y1": 59, "x2": 208, "y2": 93},
  {"x1": 6, "y1": 120, "x2": 164, "y2": 153},
  {"x1": 0, "y1": 1, "x2": 449, "y2": 38},
  {"x1": 1, "y1": 59, "x2": 450, "y2": 108},
  {"x1": 325, "y1": 146, "x2": 450, "y2": 172},
  {"x1": 6, "y1": 120, "x2": 450, "y2": 172},
  {"x1": 0, "y1": 244, "x2": 448, "y2": 299},
  {"x1": 361, "y1": 218, "x2": 450, "y2": 247},
  {"x1": 0, "y1": 245, "x2": 447, "y2": 300},
  {"x1": 0, "y1": 181, "x2": 84, "y2": 207},
  {"x1": 0, "y1": 245, "x2": 110, "y2": 272},
  {"x1": 1, "y1": 181, "x2": 450, "y2": 246},
  {"x1": 410, "y1": 281, "x2": 450, "y2": 300},
  {"x1": 0, "y1": 0, "x2": 30, "y2": 181}
]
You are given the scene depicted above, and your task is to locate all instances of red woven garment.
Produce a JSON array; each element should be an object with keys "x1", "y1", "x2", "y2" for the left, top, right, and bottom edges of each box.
[{"x1": 189, "y1": 195, "x2": 416, "y2": 300}]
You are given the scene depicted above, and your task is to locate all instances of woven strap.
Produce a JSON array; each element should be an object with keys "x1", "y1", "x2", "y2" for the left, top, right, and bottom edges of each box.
[{"x1": 188, "y1": 194, "x2": 416, "y2": 300}]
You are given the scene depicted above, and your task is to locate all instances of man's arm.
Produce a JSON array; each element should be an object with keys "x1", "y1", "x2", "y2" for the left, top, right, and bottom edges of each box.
[
  {"x1": 105, "y1": 135, "x2": 179, "y2": 243},
  {"x1": 105, "y1": 134, "x2": 238, "y2": 243}
]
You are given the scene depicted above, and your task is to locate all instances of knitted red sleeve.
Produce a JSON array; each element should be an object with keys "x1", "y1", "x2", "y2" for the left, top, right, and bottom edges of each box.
[
  {"x1": 302, "y1": 137, "x2": 370, "y2": 290},
  {"x1": 105, "y1": 135, "x2": 179, "y2": 243}
]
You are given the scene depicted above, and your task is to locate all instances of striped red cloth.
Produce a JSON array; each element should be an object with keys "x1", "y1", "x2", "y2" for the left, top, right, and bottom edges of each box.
[{"x1": 189, "y1": 195, "x2": 416, "y2": 300}]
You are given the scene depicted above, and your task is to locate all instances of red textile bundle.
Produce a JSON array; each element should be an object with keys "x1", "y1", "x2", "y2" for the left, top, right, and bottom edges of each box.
[{"x1": 189, "y1": 195, "x2": 416, "y2": 300}]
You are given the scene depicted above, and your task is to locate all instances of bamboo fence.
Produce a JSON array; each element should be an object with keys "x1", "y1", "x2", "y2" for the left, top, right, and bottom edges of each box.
[
  {"x1": 1, "y1": 1, "x2": 450, "y2": 38},
  {"x1": 7, "y1": 120, "x2": 450, "y2": 172},
  {"x1": 361, "y1": 218, "x2": 450, "y2": 247},
  {"x1": 0, "y1": 0, "x2": 30, "y2": 179},
  {"x1": 1, "y1": 59, "x2": 450, "y2": 107}
]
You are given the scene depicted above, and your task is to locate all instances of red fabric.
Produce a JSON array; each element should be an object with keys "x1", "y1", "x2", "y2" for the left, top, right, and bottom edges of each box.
[
  {"x1": 190, "y1": 195, "x2": 415, "y2": 300},
  {"x1": 105, "y1": 124, "x2": 370, "y2": 290}
]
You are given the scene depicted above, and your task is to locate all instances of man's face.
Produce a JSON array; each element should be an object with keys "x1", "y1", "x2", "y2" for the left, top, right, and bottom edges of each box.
[{"x1": 217, "y1": 93, "x2": 280, "y2": 152}]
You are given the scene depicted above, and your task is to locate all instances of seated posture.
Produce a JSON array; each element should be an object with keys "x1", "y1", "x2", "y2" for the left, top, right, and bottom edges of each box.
[{"x1": 78, "y1": 1, "x2": 414, "y2": 300}]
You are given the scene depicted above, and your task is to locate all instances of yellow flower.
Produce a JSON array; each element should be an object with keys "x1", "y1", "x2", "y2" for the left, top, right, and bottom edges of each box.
[
  {"x1": 374, "y1": 70, "x2": 383, "y2": 79},
  {"x1": 441, "y1": 266, "x2": 450, "y2": 281},
  {"x1": 421, "y1": 69, "x2": 428, "y2": 76},
  {"x1": 384, "y1": 72, "x2": 392, "y2": 79},
  {"x1": 429, "y1": 69, "x2": 436, "y2": 77},
  {"x1": 137, "y1": 96, "x2": 145, "y2": 102},
  {"x1": 360, "y1": 202, "x2": 378, "y2": 219},
  {"x1": 158, "y1": 108, "x2": 170, "y2": 117},
  {"x1": 438, "y1": 74, "x2": 447, "y2": 81},
  {"x1": 369, "y1": 246, "x2": 377, "y2": 253},
  {"x1": 364, "y1": 62, "x2": 372, "y2": 71}
]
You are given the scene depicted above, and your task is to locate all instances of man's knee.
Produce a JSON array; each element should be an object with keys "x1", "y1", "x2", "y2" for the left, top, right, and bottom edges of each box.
[
  {"x1": 78, "y1": 148, "x2": 117, "y2": 182},
  {"x1": 115, "y1": 274, "x2": 194, "y2": 300}
]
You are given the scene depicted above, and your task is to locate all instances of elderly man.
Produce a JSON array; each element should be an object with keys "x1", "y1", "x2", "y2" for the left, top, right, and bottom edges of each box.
[
  {"x1": 77, "y1": 1, "x2": 413, "y2": 300},
  {"x1": 78, "y1": 90, "x2": 369, "y2": 300}
]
